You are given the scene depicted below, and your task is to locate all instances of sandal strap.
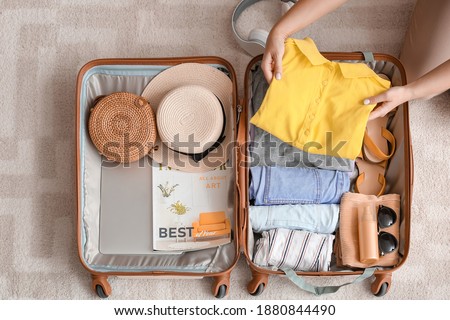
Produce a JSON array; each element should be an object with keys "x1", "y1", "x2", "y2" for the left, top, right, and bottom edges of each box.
[
  {"x1": 354, "y1": 172, "x2": 365, "y2": 193},
  {"x1": 363, "y1": 127, "x2": 396, "y2": 162},
  {"x1": 377, "y1": 172, "x2": 386, "y2": 196},
  {"x1": 355, "y1": 172, "x2": 386, "y2": 197}
]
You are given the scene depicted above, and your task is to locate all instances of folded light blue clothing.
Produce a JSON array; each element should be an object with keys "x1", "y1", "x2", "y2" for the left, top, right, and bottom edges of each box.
[
  {"x1": 249, "y1": 166, "x2": 350, "y2": 205},
  {"x1": 253, "y1": 228, "x2": 334, "y2": 272},
  {"x1": 249, "y1": 64, "x2": 355, "y2": 172},
  {"x1": 249, "y1": 204, "x2": 339, "y2": 234}
]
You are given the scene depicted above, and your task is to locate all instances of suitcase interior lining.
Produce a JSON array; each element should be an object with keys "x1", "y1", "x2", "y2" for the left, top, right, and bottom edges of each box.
[
  {"x1": 78, "y1": 65, "x2": 237, "y2": 273},
  {"x1": 246, "y1": 59, "x2": 409, "y2": 271}
]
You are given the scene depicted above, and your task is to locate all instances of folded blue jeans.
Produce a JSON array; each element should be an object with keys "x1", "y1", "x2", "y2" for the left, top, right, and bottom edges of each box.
[
  {"x1": 250, "y1": 166, "x2": 350, "y2": 205},
  {"x1": 249, "y1": 204, "x2": 339, "y2": 234}
]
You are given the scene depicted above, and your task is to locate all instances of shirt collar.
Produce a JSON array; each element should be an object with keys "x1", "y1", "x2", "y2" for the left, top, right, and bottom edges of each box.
[
  {"x1": 292, "y1": 37, "x2": 390, "y2": 86},
  {"x1": 338, "y1": 62, "x2": 380, "y2": 79},
  {"x1": 292, "y1": 37, "x2": 329, "y2": 66}
]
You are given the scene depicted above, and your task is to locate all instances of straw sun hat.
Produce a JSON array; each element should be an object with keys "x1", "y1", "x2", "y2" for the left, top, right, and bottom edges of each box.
[
  {"x1": 141, "y1": 63, "x2": 234, "y2": 172},
  {"x1": 88, "y1": 92, "x2": 157, "y2": 163}
]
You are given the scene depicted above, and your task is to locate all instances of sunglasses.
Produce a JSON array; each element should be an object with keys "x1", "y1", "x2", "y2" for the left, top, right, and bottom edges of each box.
[{"x1": 377, "y1": 206, "x2": 398, "y2": 256}]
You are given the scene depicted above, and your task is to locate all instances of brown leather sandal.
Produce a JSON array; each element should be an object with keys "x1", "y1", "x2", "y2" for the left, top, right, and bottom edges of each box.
[
  {"x1": 354, "y1": 157, "x2": 387, "y2": 196},
  {"x1": 362, "y1": 116, "x2": 396, "y2": 164}
]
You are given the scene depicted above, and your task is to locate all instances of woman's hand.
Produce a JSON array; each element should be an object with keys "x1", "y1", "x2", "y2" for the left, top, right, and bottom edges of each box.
[
  {"x1": 260, "y1": 0, "x2": 350, "y2": 83},
  {"x1": 367, "y1": 59, "x2": 450, "y2": 119},
  {"x1": 261, "y1": 31, "x2": 286, "y2": 83},
  {"x1": 365, "y1": 86, "x2": 411, "y2": 120}
]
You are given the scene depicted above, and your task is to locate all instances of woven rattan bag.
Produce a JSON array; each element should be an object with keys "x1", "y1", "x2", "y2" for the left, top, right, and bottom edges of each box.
[{"x1": 88, "y1": 92, "x2": 157, "y2": 163}]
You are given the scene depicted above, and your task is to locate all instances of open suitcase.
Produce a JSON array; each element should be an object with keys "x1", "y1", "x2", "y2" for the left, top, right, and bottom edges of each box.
[
  {"x1": 238, "y1": 52, "x2": 413, "y2": 297},
  {"x1": 76, "y1": 51, "x2": 412, "y2": 299},
  {"x1": 76, "y1": 57, "x2": 241, "y2": 299}
]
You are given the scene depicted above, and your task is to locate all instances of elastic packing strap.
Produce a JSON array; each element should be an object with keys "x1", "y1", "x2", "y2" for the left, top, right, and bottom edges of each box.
[
  {"x1": 281, "y1": 267, "x2": 376, "y2": 296},
  {"x1": 362, "y1": 51, "x2": 375, "y2": 63}
]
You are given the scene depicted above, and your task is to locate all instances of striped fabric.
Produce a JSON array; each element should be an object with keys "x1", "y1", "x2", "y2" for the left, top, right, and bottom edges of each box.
[{"x1": 253, "y1": 228, "x2": 334, "y2": 272}]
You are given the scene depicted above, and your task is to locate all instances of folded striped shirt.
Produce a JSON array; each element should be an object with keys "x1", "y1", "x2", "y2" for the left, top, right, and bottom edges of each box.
[{"x1": 253, "y1": 228, "x2": 334, "y2": 272}]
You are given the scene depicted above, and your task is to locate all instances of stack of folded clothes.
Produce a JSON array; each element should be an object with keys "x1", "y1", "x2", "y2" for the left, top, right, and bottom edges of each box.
[{"x1": 248, "y1": 37, "x2": 392, "y2": 272}]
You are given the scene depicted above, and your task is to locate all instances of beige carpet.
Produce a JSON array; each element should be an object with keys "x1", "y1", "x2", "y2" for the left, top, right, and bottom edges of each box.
[{"x1": 0, "y1": 0, "x2": 449, "y2": 300}]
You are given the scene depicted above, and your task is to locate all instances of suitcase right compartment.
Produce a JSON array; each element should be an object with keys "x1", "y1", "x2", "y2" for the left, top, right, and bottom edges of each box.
[{"x1": 239, "y1": 52, "x2": 413, "y2": 297}]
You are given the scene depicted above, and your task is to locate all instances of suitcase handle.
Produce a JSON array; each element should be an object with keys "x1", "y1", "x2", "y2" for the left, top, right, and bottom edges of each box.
[{"x1": 281, "y1": 267, "x2": 376, "y2": 295}]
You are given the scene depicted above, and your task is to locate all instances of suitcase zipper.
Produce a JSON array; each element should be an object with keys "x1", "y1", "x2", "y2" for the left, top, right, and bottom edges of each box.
[{"x1": 236, "y1": 104, "x2": 242, "y2": 126}]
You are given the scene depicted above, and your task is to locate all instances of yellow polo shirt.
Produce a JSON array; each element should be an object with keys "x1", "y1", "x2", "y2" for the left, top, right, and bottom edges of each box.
[{"x1": 250, "y1": 37, "x2": 391, "y2": 160}]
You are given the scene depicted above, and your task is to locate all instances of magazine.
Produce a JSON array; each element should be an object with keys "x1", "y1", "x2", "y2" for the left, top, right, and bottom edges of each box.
[{"x1": 152, "y1": 162, "x2": 233, "y2": 252}]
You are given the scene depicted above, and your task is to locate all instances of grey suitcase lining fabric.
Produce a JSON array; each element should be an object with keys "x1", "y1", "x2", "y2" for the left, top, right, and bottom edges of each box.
[{"x1": 79, "y1": 65, "x2": 236, "y2": 273}]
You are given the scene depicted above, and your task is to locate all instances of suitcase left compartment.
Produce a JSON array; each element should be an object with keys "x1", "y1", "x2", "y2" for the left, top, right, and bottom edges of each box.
[{"x1": 76, "y1": 58, "x2": 240, "y2": 299}]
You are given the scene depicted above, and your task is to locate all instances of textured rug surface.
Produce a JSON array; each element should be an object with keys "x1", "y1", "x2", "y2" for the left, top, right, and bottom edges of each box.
[{"x1": 1, "y1": 0, "x2": 449, "y2": 300}]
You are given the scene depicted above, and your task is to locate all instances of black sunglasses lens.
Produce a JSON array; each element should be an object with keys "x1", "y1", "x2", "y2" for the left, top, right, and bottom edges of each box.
[
  {"x1": 378, "y1": 206, "x2": 397, "y2": 228},
  {"x1": 379, "y1": 232, "x2": 397, "y2": 255}
]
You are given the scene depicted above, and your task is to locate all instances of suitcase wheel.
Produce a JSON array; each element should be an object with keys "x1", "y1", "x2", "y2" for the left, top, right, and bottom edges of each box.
[
  {"x1": 250, "y1": 283, "x2": 265, "y2": 296},
  {"x1": 247, "y1": 272, "x2": 268, "y2": 296},
  {"x1": 92, "y1": 275, "x2": 112, "y2": 299},
  {"x1": 215, "y1": 284, "x2": 227, "y2": 299},
  {"x1": 371, "y1": 273, "x2": 391, "y2": 297},
  {"x1": 212, "y1": 275, "x2": 230, "y2": 298},
  {"x1": 96, "y1": 284, "x2": 109, "y2": 299},
  {"x1": 374, "y1": 282, "x2": 389, "y2": 297}
]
